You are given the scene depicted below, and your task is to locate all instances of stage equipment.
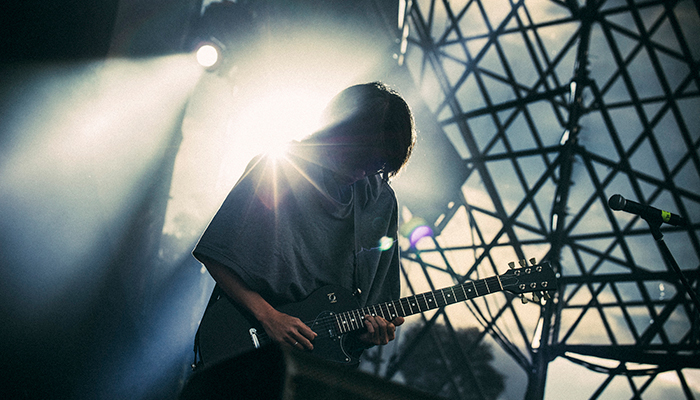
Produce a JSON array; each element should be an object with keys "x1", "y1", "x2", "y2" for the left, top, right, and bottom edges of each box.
[
  {"x1": 194, "y1": 40, "x2": 224, "y2": 71},
  {"x1": 389, "y1": 1, "x2": 700, "y2": 399},
  {"x1": 179, "y1": 344, "x2": 441, "y2": 400},
  {"x1": 609, "y1": 194, "x2": 688, "y2": 227},
  {"x1": 187, "y1": 1, "x2": 257, "y2": 74},
  {"x1": 608, "y1": 194, "x2": 699, "y2": 313}
]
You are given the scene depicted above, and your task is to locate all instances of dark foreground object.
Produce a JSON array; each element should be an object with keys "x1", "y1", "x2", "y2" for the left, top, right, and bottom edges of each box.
[{"x1": 179, "y1": 343, "x2": 440, "y2": 400}]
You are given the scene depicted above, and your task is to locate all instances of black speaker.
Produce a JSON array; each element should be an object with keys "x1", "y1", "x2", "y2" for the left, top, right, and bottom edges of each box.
[{"x1": 179, "y1": 344, "x2": 439, "y2": 400}]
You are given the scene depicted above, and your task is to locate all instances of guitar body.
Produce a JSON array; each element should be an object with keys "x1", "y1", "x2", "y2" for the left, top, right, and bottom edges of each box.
[{"x1": 198, "y1": 285, "x2": 363, "y2": 367}]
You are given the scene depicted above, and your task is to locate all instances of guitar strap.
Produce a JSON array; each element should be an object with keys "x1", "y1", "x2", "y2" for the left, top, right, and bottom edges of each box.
[
  {"x1": 352, "y1": 183, "x2": 363, "y2": 302},
  {"x1": 192, "y1": 284, "x2": 223, "y2": 370}
]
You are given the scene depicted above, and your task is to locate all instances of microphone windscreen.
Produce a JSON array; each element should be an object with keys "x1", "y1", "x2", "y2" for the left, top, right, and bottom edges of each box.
[{"x1": 608, "y1": 194, "x2": 625, "y2": 211}]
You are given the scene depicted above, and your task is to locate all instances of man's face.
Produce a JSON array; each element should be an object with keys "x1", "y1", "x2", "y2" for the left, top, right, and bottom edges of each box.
[{"x1": 331, "y1": 144, "x2": 385, "y2": 185}]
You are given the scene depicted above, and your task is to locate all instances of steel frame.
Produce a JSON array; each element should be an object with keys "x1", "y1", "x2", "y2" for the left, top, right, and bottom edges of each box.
[{"x1": 372, "y1": 0, "x2": 700, "y2": 399}]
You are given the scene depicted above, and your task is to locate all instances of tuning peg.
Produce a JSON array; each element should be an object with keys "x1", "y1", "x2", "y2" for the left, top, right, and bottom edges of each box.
[
  {"x1": 508, "y1": 261, "x2": 515, "y2": 269},
  {"x1": 543, "y1": 292, "x2": 551, "y2": 300},
  {"x1": 520, "y1": 294, "x2": 528, "y2": 304},
  {"x1": 532, "y1": 292, "x2": 540, "y2": 303},
  {"x1": 529, "y1": 257, "x2": 537, "y2": 266},
  {"x1": 519, "y1": 259, "x2": 527, "y2": 267}
]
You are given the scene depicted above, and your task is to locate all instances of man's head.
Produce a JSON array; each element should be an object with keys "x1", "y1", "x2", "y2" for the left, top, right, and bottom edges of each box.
[{"x1": 308, "y1": 82, "x2": 416, "y2": 183}]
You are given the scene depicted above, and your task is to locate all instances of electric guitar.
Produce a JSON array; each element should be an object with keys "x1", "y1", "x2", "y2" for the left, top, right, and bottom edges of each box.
[{"x1": 196, "y1": 261, "x2": 557, "y2": 367}]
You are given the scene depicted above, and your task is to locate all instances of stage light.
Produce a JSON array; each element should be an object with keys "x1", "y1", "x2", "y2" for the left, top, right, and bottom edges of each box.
[
  {"x1": 0, "y1": 53, "x2": 201, "y2": 322},
  {"x1": 226, "y1": 86, "x2": 332, "y2": 154},
  {"x1": 195, "y1": 41, "x2": 223, "y2": 71}
]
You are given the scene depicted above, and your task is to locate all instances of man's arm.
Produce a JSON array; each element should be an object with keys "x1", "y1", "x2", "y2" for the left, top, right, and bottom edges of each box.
[
  {"x1": 202, "y1": 258, "x2": 317, "y2": 349},
  {"x1": 202, "y1": 257, "x2": 402, "y2": 349}
]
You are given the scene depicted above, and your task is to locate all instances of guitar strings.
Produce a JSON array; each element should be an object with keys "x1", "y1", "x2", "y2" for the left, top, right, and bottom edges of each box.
[
  {"x1": 255, "y1": 277, "x2": 507, "y2": 345},
  {"x1": 249, "y1": 270, "x2": 549, "y2": 347}
]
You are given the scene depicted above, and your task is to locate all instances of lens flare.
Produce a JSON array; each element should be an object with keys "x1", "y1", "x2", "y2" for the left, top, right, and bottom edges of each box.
[
  {"x1": 400, "y1": 216, "x2": 433, "y2": 248},
  {"x1": 378, "y1": 236, "x2": 394, "y2": 251},
  {"x1": 409, "y1": 225, "x2": 433, "y2": 247}
]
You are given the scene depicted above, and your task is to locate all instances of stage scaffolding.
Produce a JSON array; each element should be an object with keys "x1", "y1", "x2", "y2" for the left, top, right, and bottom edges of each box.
[{"x1": 362, "y1": 1, "x2": 700, "y2": 399}]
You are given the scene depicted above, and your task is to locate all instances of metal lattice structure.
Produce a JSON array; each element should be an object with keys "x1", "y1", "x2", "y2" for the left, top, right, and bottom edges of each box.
[{"x1": 368, "y1": 0, "x2": 700, "y2": 399}]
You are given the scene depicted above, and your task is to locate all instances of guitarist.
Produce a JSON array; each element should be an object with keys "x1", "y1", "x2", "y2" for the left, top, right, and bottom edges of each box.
[{"x1": 192, "y1": 82, "x2": 415, "y2": 362}]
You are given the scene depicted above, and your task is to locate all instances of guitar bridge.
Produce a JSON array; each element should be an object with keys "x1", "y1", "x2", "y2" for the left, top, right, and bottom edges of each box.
[{"x1": 249, "y1": 328, "x2": 261, "y2": 349}]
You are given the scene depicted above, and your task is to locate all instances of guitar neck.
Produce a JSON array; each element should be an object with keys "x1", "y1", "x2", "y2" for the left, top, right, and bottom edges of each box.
[{"x1": 334, "y1": 275, "x2": 504, "y2": 335}]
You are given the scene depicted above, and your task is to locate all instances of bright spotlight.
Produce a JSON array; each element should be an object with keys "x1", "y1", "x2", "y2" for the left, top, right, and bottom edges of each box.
[{"x1": 195, "y1": 42, "x2": 222, "y2": 71}]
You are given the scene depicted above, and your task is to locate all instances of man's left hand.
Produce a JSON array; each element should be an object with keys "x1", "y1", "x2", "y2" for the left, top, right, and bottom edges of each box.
[{"x1": 358, "y1": 315, "x2": 405, "y2": 346}]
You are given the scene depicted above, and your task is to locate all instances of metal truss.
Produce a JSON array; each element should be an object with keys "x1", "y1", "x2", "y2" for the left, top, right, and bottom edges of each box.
[{"x1": 372, "y1": 0, "x2": 700, "y2": 399}]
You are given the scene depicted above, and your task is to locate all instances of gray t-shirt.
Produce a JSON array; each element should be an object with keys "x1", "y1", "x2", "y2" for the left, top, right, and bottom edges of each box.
[{"x1": 193, "y1": 148, "x2": 400, "y2": 308}]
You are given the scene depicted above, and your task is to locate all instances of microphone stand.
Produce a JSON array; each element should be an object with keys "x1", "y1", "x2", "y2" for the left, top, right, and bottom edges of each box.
[{"x1": 644, "y1": 216, "x2": 700, "y2": 318}]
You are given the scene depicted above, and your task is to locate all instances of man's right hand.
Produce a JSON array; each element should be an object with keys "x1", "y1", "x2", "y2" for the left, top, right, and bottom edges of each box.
[
  {"x1": 202, "y1": 258, "x2": 317, "y2": 350},
  {"x1": 259, "y1": 309, "x2": 318, "y2": 350}
]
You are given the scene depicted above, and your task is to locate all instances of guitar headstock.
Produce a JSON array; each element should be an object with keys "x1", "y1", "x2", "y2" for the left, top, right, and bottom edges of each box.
[{"x1": 500, "y1": 259, "x2": 557, "y2": 303}]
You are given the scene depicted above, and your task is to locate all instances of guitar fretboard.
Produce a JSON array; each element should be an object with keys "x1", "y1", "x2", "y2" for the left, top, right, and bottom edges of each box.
[{"x1": 334, "y1": 275, "x2": 504, "y2": 334}]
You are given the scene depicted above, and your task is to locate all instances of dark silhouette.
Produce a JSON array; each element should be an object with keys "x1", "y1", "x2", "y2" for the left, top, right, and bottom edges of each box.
[{"x1": 395, "y1": 322, "x2": 505, "y2": 400}]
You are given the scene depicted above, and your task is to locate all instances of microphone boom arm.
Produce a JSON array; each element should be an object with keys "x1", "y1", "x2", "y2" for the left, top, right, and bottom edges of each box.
[{"x1": 608, "y1": 194, "x2": 700, "y2": 315}]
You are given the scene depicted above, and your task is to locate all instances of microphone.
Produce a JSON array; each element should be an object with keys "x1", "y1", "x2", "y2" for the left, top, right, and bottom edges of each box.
[{"x1": 608, "y1": 194, "x2": 688, "y2": 227}]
